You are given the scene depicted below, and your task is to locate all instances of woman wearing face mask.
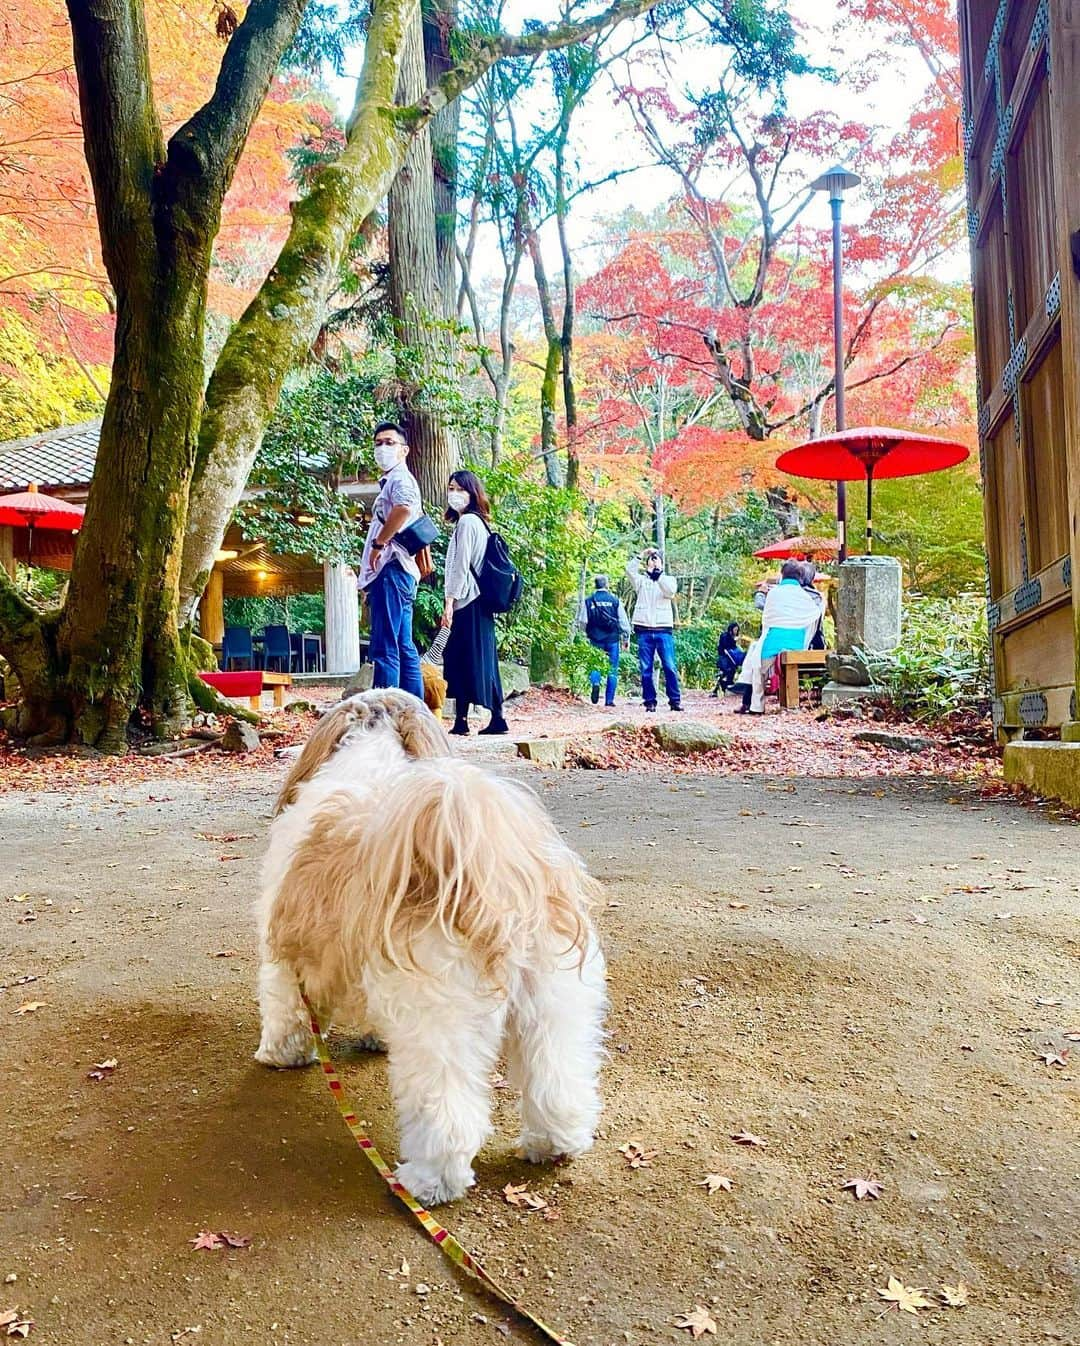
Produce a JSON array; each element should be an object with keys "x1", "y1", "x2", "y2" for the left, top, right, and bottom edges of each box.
[{"x1": 441, "y1": 470, "x2": 508, "y2": 736}]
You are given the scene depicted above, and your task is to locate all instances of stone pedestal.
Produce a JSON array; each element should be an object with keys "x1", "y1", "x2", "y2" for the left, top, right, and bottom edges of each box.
[
  {"x1": 835, "y1": 555, "x2": 902, "y2": 655},
  {"x1": 324, "y1": 561, "x2": 360, "y2": 675},
  {"x1": 822, "y1": 555, "x2": 902, "y2": 704}
]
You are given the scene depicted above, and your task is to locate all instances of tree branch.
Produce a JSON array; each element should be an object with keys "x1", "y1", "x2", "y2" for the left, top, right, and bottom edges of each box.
[
  {"x1": 167, "y1": 0, "x2": 308, "y2": 218},
  {"x1": 64, "y1": 0, "x2": 164, "y2": 284}
]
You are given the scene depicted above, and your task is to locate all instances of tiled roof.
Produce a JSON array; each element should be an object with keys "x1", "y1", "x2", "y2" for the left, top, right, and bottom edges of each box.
[{"x1": 0, "y1": 420, "x2": 101, "y2": 492}]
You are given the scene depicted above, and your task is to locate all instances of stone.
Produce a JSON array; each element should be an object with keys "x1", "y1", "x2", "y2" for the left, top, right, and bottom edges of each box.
[
  {"x1": 1003, "y1": 741, "x2": 1080, "y2": 806},
  {"x1": 343, "y1": 664, "x2": 374, "y2": 698},
  {"x1": 834, "y1": 555, "x2": 902, "y2": 655},
  {"x1": 221, "y1": 720, "x2": 261, "y2": 753},
  {"x1": 826, "y1": 653, "x2": 871, "y2": 686},
  {"x1": 821, "y1": 681, "x2": 880, "y2": 708},
  {"x1": 650, "y1": 721, "x2": 730, "y2": 756},
  {"x1": 500, "y1": 661, "x2": 531, "y2": 698},
  {"x1": 515, "y1": 738, "x2": 567, "y2": 768},
  {"x1": 283, "y1": 699, "x2": 316, "y2": 714},
  {"x1": 852, "y1": 729, "x2": 935, "y2": 753}
]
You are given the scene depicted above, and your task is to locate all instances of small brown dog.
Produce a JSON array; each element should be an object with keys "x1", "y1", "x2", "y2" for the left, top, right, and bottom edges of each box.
[{"x1": 421, "y1": 661, "x2": 448, "y2": 719}]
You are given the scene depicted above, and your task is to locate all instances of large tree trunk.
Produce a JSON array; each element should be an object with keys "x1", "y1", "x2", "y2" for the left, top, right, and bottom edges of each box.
[
  {"x1": 424, "y1": 0, "x2": 458, "y2": 315},
  {"x1": 388, "y1": 6, "x2": 458, "y2": 503}
]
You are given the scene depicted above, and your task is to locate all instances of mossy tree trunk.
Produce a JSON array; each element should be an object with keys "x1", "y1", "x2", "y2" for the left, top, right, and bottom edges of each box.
[
  {"x1": 0, "y1": 0, "x2": 660, "y2": 747},
  {"x1": 388, "y1": 5, "x2": 459, "y2": 504}
]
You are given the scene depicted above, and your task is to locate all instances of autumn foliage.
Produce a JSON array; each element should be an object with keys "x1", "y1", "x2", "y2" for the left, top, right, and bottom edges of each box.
[{"x1": 0, "y1": 1, "x2": 322, "y2": 437}]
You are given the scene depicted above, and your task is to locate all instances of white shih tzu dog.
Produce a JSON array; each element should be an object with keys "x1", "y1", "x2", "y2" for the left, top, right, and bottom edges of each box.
[{"x1": 255, "y1": 688, "x2": 607, "y2": 1205}]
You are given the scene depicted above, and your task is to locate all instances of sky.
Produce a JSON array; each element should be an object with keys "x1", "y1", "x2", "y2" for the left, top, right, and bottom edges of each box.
[{"x1": 328, "y1": 0, "x2": 948, "y2": 288}]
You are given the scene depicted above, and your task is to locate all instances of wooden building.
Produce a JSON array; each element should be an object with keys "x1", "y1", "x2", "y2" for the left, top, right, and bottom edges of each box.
[
  {"x1": 960, "y1": 0, "x2": 1080, "y2": 795},
  {"x1": 0, "y1": 419, "x2": 376, "y2": 675}
]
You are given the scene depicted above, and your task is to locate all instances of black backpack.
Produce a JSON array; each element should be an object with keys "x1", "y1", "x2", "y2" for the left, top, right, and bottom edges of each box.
[
  {"x1": 585, "y1": 592, "x2": 621, "y2": 642},
  {"x1": 472, "y1": 524, "x2": 524, "y2": 614}
]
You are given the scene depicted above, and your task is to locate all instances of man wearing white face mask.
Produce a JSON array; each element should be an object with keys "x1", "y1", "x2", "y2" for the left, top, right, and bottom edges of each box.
[{"x1": 359, "y1": 421, "x2": 424, "y2": 699}]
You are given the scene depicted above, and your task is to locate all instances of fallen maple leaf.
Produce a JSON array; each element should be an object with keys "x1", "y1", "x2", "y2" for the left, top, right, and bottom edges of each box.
[
  {"x1": 674, "y1": 1305, "x2": 717, "y2": 1339},
  {"x1": 501, "y1": 1182, "x2": 547, "y2": 1210},
  {"x1": 841, "y1": 1177, "x2": 883, "y2": 1200},
  {"x1": 1037, "y1": 1048, "x2": 1069, "y2": 1068},
  {"x1": 618, "y1": 1141, "x2": 657, "y2": 1169},
  {"x1": 1, "y1": 1310, "x2": 33, "y2": 1339},
  {"x1": 87, "y1": 1058, "x2": 118, "y2": 1080},
  {"x1": 212, "y1": 950, "x2": 239, "y2": 959},
  {"x1": 189, "y1": 1230, "x2": 224, "y2": 1251},
  {"x1": 940, "y1": 1281, "x2": 969, "y2": 1308},
  {"x1": 1064, "y1": 1030, "x2": 1080, "y2": 1043},
  {"x1": 219, "y1": 1232, "x2": 251, "y2": 1248},
  {"x1": 697, "y1": 1173, "x2": 732, "y2": 1194},
  {"x1": 877, "y1": 1276, "x2": 934, "y2": 1313},
  {"x1": 730, "y1": 1130, "x2": 766, "y2": 1148},
  {"x1": 13, "y1": 1002, "x2": 45, "y2": 1016}
]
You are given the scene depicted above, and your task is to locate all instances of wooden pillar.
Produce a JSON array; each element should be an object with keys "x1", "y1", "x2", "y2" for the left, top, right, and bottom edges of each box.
[
  {"x1": 1049, "y1": 2, "x2": 1080, "y2": 736},
  {"x1": 198, "y1": 567, "x2": 224, "y2": 646},
  {"x1": 324, "y1": 561, "x2": 360, "y2": 674},
  {"x1": 0, "y1": 526, "x2": 14, "y2": 581}
]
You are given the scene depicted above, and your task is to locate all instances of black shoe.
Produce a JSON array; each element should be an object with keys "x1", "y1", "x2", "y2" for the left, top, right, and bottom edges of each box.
[
  {"x1": 479, "y1": 718, "x2": 509, "y2": 735},
  {"x1": 604, "y1": 701, "x2": 616, "y2": 709},
  {"x1": 669, "y1": 704, "x2": 683, "y2": 712},
  {"x1": 449, "y1": 720, "x2": 469, "y2": 735},
  {"x1": 734, "y1": 706, "x2": 749, "y2": 715},
  {"x1": 590, "y1": 683, "x2": 600, "y2": 704},
  {"x1": 645, "y1": 703, "x2": 657, "y2": 713}
]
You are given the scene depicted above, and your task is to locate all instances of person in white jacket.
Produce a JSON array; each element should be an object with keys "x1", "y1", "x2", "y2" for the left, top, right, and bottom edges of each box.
[
  {"x1": 626, "y1": 548, "x2": 682, "y2": 711},
  {"x1": 746, "y1": 559, "x2": 824, "y2": 713}
]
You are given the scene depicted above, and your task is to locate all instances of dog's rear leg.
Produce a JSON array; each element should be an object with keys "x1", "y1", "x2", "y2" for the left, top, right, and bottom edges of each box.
[
  {"x1": 255, "y1": 960, "x2": 316, "y2": 1068},
  {"x1": 367, "y1": 965, "x2": 506, "y2": 1206},
  {"x1": 510, "y1": 937, "x2": 607, "y2": 1163}
]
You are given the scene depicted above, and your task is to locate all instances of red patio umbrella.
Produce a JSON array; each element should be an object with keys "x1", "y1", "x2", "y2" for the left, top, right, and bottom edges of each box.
[
  {"x1": 774, "y1": 426, "x2": 969, "y2": 553},
  {"x1": 0, "y1": 483, "x2": 84, "y2": 568},
  {"x1": 752, "y1": 535, "x2": 840, "y2": 561}
]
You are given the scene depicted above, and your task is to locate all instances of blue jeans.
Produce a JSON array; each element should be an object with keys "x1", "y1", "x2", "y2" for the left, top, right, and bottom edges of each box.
[
  {"x1": 589, "y1": 639, "x2": 621, "y2": 705},
  {"x1": 366, "y1": 562, "x2": 423, "y2": 699},
  {"x1": 636, "y1": 628, "x2": 681, "y2": 708}
]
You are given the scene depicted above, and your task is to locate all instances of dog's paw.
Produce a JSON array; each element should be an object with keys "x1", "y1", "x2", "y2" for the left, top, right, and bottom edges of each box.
[
  {"x1": 353, "y1": 1032, "x2": 387, "y2": 1053},
  {"x1": 254, "y1": 1031, "x2": 316, "y2": 1069},
  {"x1": 518, "y1": 1130, "x2": 594, "y2": 1164},
  {"x1": 394, "y1": 1160, "x2": 474, "y2": 1207}
]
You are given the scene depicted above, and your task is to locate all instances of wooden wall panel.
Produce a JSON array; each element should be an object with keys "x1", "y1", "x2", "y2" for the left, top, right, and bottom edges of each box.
[
  {"x1": 1021, "y1": 338, "x2": 1070, "y2": 570},
  {"x1": 985, "y1": 408, "x2": 1024, "y2": 596},
  {"x1": 1002, "y1": 602, "x2": 1075, "y2": 687},
  {"x1": 1007, "y1": 74, "x2": 1057, "y2": 332}
]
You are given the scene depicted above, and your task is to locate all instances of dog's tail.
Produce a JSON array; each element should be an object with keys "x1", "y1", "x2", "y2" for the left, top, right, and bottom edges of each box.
[{"x1": 345, "y1": 762, "x2": 598, "y2": 988}]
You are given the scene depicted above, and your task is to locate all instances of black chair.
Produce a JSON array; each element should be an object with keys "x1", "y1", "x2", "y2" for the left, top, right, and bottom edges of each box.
[
  {"x1": 289, "y1": 632, "x2": 304, "y2": 672},
  {"x1": 222, "y1": 626, "x2": 254, "y2": 671},
  {"x1": 262, "y1": 624, "x2": 292, "y2": 672}
]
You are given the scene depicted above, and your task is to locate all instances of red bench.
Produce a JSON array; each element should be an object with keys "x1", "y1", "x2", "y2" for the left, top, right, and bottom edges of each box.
[{"x1": 198, "y1": 670, "x2": 291, "y2": 710}]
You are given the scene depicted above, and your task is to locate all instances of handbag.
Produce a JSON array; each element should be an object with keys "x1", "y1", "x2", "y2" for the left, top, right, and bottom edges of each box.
[{"x1": 395, "y1": 513, "x2": 438, "y2": 555}]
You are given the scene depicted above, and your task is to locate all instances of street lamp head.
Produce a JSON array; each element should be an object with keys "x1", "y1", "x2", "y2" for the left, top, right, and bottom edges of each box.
[{"x1": 810, "y1": 163, "x2": 861, "y2": 200}]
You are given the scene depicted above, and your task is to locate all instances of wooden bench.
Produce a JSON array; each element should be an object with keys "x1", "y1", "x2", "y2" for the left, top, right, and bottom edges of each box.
[
  {"x1": 199, "y1": 669, "x2": 292, "y2": 710},
  {"x1": 778, "y1": 649, "x2": 828, "y2": 710}
]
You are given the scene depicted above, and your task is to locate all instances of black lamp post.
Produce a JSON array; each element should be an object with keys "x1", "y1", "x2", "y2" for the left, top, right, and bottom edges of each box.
[{"x1": 810, "y1": 163, "x2": 861, "y2": 561}]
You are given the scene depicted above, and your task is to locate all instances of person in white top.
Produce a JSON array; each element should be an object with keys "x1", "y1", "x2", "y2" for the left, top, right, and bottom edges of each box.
[
  {"x1": 440, "y1": 470, "x2": 507, "y2": 736},
  {"x1": 626, "y1": 547, "x2": 682, "y2": 711}
]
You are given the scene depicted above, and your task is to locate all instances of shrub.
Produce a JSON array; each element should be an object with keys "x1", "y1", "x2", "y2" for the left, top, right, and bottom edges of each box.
[{"x1": 856, "y1": 593, "x2": 990, "y2": 722}]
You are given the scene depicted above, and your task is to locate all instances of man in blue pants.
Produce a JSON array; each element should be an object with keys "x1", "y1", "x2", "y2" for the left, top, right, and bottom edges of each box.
[
  {"x1": 359, "y1": 422, "x2": 424, "y2": 700},
  {"x1": 626, "y1": 549, "x2": 682, "y2": 712},
  {"x1": 576, "y1": 575, "x2": 631, "y2": 707}
]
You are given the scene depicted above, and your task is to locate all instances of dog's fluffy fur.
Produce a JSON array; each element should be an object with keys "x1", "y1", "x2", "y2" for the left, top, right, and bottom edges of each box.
[{"x1": 255, "y1": 688, "x2": 607, "y2": 1205}]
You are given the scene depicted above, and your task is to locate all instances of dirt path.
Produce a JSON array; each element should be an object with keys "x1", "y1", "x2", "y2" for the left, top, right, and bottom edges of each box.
[{"x1": 2, "y1": 752, "x2": 1078, "y2": 1346}]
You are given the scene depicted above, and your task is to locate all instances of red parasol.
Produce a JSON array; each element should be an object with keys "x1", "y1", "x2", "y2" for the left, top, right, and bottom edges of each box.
[
  {"x1": 753, "y1": 535, "x2": 839, "y2": 561},
  {"x1": 775, "y1": 426, "x2": 969, "y2": 553},
  {"x1": 0, "y1": 483, "x2": 84, "y2": 569}
]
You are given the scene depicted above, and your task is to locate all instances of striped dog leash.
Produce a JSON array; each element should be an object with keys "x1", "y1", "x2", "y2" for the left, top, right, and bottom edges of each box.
[{"x1": 300, "y1": 993, "x2": 574, "y2": 1346}]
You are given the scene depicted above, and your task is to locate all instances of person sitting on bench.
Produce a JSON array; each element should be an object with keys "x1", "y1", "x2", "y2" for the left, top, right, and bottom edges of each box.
[{"x1": 748, "y1": 560, "x2": 824, "y2": 715}]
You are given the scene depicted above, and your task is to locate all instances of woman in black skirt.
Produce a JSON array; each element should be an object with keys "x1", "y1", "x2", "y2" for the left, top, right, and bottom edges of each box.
[{"x1": 441, "y1": 470, "x2": 508, "y2": 735}]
